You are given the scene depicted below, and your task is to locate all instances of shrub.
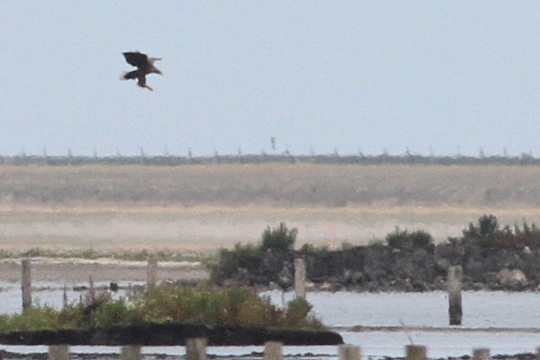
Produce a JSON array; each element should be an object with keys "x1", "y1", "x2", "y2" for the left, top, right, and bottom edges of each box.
[
  {"x1": 211, "y1": 243, "x2": 262, "y2": 285},
  {"x1": 409, "y1": 230, "x2": 433, "y2": 248},
  {"x1": 386, "y1": 227, "x2": 409, "y2": 248},
  {"x1": 386, "y1": 227, "x2": 433, "y2": 248},
  {"x1": 211, "y1": 223, "x2": 299, "y2": 285},
  {"x1": 459, "y1": 215, "x2": 540, "y2": 248},
  {"x1": 462, "y1": 214, "x2": 499, "y2": 245},
  {"x1": 261, "y1": 222, "x2": 298, "y2": 253},
  {"x1": 298, "y1": 243, "x2": 318, "y2": 255},
  {"x1": 92, "y1": 301, "x2": 137, "y2": 327},
  {"x1": 284, "y1": 297, "x2": 321, "y2": 329}
]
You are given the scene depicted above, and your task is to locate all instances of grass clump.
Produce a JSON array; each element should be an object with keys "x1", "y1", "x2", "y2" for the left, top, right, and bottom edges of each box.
[
  {"x1": 386, "y1": 227, "x2": 433, "y2": 248},
  {"x1": 0, "y1": 305, "x2": 84, "y2": 332},
  {"x1": 139, "y1": 284, "x2": 321, "y2": 329},
  {"x1": 0, "y1": 284, "x2": 322, "y2": 333}
]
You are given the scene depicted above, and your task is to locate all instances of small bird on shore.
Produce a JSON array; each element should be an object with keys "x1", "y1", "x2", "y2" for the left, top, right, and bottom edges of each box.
[{"x1": 120, "y1": 51, "x2": 162, "y2": 91}]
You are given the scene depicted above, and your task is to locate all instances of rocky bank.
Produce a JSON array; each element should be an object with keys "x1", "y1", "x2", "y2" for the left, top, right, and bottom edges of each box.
[{"x1": 224, "y1": 244, "x2": 540, "y2": 292}]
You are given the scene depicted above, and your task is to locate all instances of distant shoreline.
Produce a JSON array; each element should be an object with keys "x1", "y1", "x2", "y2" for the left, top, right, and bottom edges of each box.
[{"x1": 0, "y1": 259, "x2": 209, "y2": 284}]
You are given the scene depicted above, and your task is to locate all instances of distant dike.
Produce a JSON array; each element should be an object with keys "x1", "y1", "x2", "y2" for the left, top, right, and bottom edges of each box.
[
  {"x1": 224, "y1": 244, "x2": 540, "y2": 293},
  {"x1": 2, "y1": 151, "x2": 539, "y2": 166}
]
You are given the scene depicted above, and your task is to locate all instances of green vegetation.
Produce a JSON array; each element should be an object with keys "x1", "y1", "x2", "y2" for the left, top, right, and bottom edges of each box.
[
  {"x1": 0, "y1": 284, "x2": 322, "y2": 333},
  {"x1": 261, "y1": 223, "x2": 297, "y2": 253},
  {"x1": 381, "y1": 214, "x2": 540, "y2": 249},
  {"x1": 211, "y1": 222, "x2": 298, "y2": 285},
  {"x1": 385, "y1": 227, "x2": 433, "y2": 248},
  {"x1": 459, "y1": 214, "x2": 540, "y2": 248}
]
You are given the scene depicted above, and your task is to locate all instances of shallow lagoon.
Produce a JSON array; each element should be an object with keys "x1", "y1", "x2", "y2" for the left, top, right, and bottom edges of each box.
[{"x1": 1, "y1": 284, "x2": 540, "y2": 358}]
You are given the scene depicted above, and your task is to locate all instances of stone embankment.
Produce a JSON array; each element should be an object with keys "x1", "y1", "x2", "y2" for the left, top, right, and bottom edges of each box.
[{"x1": 227, "y1": 244, "x2": 540, "y2": 292}]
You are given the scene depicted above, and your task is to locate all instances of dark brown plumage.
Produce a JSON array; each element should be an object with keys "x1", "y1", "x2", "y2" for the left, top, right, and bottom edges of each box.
[{"x1": 121, "y1": 51, "x2": 162, "y2": 91}]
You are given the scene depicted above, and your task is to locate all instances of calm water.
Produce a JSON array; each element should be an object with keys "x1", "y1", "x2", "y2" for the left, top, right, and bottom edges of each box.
[{"x1": 1, "y1": 283, "x2": 540, "y2": 358}]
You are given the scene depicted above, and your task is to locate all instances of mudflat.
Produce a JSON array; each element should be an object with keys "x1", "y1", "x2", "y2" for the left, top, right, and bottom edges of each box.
[
  {"x1": 0, "y1": 258, "x2": 209, "y2": 284},
  {"x1": 0, "y1": 163, "x2": 539, "y2": 253}
]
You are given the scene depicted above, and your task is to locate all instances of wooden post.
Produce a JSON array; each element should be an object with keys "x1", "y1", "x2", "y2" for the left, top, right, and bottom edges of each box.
[
  {"x1": 448, "y1": 265, "x2": 462, "y2": 325},
  {"x1": 147, "y1": 255, "x2": 158, "y2": 290},
  {"x1": 473, "y1": 348, "x2": 491, "y2": 360},
  {"x1": 294, "y1": 258, "x2": 306, "y2": 299},
  {"x1": 48, "y1": 345, "x2": 69, "y2": 360},
  {"x1": 89, "y1": 275, "x2": 95, "y2": 302},
  {"x1": 186, "y1": 337, "x2": 207, "y2": 360},
  {"x1": 264, "y1": 341, "x2": 283, "y2": 360},
  {"x1": 21, "y1": 259, "x2": 32, "y2": 311},
  {"x1": 406, "y1": 345, "x2": 427, "y2": 360},
  {"x1": 62, "y1": 284, "x2": 68, "y2": 309},
  {"x1": 338, "y1": 345, "x2": 362, "y2": 360},
  {"x1": 121, "y1": 345, "x2": 141, "y2": 360}
]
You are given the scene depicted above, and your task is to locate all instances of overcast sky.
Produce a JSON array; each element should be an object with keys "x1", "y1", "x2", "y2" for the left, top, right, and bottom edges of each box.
[{"x1": 1, "y1": 2, "x2": 539, "y2": 158}]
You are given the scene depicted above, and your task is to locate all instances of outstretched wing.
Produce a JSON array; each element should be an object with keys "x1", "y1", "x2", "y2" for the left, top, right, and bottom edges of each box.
[{"x1": 123, "y1": 52, "x2": 148, "y2": 68}]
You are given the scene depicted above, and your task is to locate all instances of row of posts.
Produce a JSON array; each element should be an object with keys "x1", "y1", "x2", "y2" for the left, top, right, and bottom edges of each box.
[
  {"x1": 46, "y1": 341, "x2": 499, "y2": 360},
  {"x1": 20, "y1": 256, "x2": 160, "y2": 311},
  {"x1": 21, "y1": 258, "x2": 463, "y2": 326}
]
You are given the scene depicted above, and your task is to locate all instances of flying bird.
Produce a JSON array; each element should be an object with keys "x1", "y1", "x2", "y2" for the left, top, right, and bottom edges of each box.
[{"x1": 121, "y1": 51, "x2": 162, "y2": 91}]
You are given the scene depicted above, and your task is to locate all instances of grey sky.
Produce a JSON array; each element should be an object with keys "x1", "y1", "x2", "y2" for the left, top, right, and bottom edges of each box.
[{"x1": 1, "y1": 2, "x2": 539, "y2": 157}]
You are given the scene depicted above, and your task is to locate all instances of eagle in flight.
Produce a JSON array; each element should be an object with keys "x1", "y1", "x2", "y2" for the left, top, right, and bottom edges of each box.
[{"x1": 121, "y1": 51, "x2": 162, "y2": 91}]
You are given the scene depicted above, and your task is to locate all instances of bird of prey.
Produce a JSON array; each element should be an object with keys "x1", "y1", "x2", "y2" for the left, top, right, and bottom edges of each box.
[{"x1": 121, "y1": 51, "x2": 162, "y2": 91}]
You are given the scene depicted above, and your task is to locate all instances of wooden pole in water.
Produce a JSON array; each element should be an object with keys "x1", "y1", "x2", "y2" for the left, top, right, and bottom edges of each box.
[
  {"x1": 406, "y1": 345, "x2": 427, "y2": 360},
  {"x1": 448, "y1": 265, "x2": 463, "y2": 325},
  {"x1": 264, "y1": 341, "x2": 283, "y2": 360},
  {"x1": 147, "y1": 255, "x2": 158, "y2": 290},
  {"x1": 338, "y1": 345, "x2": 362, "y2": 360},
  {"x1": 294, "y1": 258, "x2": 306, "y2": 299},
  {"x1": 48, "y1": 345, "x2": 70, "y2": 360},
  {"x1": 121, "y1": 345, "x2": 141, "y2": 360},
  {"x1": 186, "y1": 338, "x2": 207, "y2": 360},
  {"x1": 21, "y1": 259, "x2": 32, "y2": 311},
  {"x1": 473, "y1": 348, "x2": 491, "y2": 360}
]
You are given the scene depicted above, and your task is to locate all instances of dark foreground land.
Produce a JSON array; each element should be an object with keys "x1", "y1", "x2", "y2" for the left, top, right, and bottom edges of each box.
[{"x1": 0, "y1": 323, "x2": 342, "y2": 346}]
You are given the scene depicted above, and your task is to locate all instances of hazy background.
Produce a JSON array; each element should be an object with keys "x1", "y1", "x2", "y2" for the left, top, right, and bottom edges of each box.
[{"x1": 2, "y1": 2, "x2": 539, "y2": 158}]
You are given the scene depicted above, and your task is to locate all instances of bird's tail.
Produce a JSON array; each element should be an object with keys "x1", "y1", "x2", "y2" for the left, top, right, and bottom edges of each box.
[{"x1": 120, "y1": 71, "x2": 139, "y2": 81}]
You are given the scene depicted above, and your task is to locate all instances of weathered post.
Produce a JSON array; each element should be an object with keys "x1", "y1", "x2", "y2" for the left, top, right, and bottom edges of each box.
[
  {"x1": 473, "y1": 348, "x2": 491, "y2": 360},
  {"x1": 121, "y1": 345, "x2": 141, "y2": 360},
  {"x1": 48, "y1": 345, "x2": 69, "y2": 360},
  {"x1": 294, "y1": 258, "x2": 306, "y2": 299},
  {"x1": 186, "y1": 338, "x2": 207, "y2": 360},
  {"x1": 448, "y1": 265, "x2": 462, "y2": 325},
  {"x1": 406, "y1": 345, "x2": 427, "y2": 360},
  {"x1": 62, "y1": 284, "x2": 68, "y2": 309},
  {"x1": 264, "y1": 341, "x2": 283, "y2": 360},
  {"x1": 338, "y1": 345, "x2": 362, "y2": 360},
  {"x1": 21, "y1": 259, "x2": 32, "y2": 311},
  {"x1": 147, "y1": 255, "x2": 158, "y2": 290},
  {"x1": 89, "y1": 275, "x2": 95, "y2": 302}
]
